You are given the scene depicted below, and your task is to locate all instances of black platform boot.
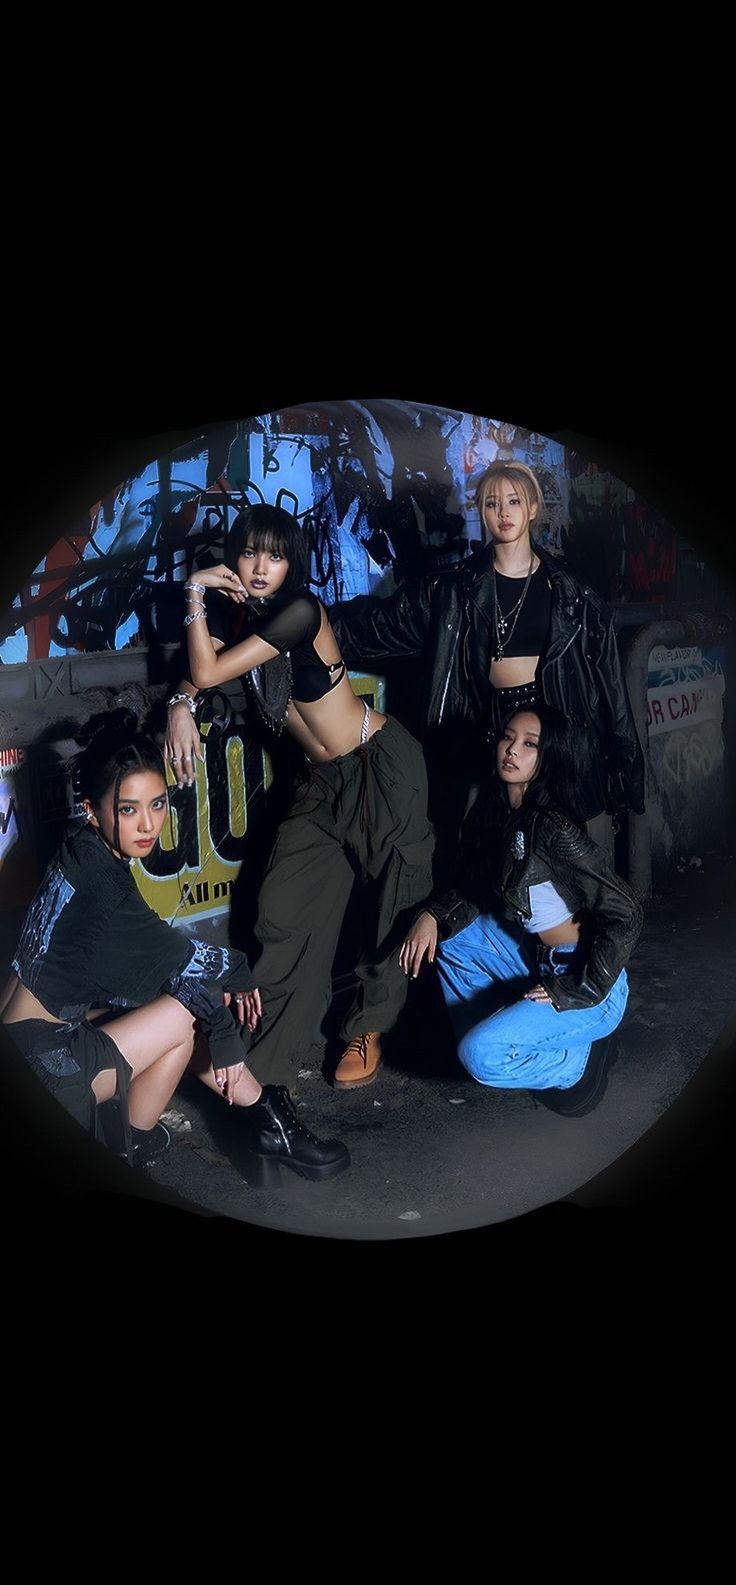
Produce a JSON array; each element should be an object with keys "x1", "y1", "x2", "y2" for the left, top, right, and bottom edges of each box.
[
  {"x1": 243, "y1": 1086, "x2": 350, "y2": 1181},
  {"x1": 534, "y1": 1035, "x2": 617, "y2": 1118}
]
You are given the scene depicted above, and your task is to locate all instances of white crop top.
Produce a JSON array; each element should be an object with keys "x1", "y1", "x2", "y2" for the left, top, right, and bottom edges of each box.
[{"x1": 523, "y1": 881, "x2": 572, "y2": 934}]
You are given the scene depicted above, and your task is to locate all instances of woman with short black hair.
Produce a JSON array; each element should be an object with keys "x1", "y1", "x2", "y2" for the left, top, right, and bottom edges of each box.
[{"x1": 328, "y1": 459, "x2": 645, "y2": 855}]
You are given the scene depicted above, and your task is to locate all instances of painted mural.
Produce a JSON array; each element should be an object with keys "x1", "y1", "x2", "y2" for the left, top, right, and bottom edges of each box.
[
  {"x1": 0, "y1": 749, "x2": 38, "y2": 912},
  {"x1": 0, "y1": 402, "x2": 651, "y2": 667},
  {"x1": 0, "y1": 401, "x2": 730, "y2": 926},
  {"x1": 133, "y1": 673, "x2": 384, "y2": 927},
  {"x1": 5, "y1": 400, "x2": 730, "y2": 668}
]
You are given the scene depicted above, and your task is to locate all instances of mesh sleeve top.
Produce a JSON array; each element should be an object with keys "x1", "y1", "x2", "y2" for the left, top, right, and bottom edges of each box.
[{"x1": 206, "y1": 589, "x2": 345, "y2": 702}]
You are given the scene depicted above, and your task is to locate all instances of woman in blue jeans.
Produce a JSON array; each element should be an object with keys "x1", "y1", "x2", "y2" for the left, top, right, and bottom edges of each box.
[{"x1": 399, "y1": 705, "x2": 643, "y2": 1116}]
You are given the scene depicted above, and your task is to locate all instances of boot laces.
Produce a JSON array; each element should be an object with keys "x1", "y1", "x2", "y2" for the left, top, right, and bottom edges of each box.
[
  {"x1": 343, "y1": 1033, "x2": 375, "y2": 1068},
  {"x1": 272, "y1": 1086, "x2": 318, "y2": 1143}
]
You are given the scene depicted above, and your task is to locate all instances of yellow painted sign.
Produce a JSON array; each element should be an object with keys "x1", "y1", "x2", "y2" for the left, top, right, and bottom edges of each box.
[{"x1": 132, "y1": 720, "x2": 270, "y2": 924}]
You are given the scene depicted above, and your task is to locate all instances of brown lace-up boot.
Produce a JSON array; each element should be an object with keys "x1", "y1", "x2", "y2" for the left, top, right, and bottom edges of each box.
[{"x1": 333, "y1": 1031, "x2": 383, "y2": 1089}]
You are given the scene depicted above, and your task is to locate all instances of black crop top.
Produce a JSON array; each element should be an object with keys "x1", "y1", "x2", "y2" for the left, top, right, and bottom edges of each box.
[
  {"x1": 207, "y1": 587, "x2": 345, "y2": 703},
  {"x1": 494, "y1": 565, "x2": 552, "y2": 658}
]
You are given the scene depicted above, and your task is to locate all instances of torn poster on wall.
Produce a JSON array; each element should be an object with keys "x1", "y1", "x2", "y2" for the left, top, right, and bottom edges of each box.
[{"x1": 646, "y1": 647, "x2": 726, "y2": 737}]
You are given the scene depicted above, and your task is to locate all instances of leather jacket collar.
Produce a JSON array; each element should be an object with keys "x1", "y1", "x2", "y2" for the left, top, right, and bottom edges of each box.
[
  {"x1": 453, "y1": 539, "x2": 586, "y2": 708},
  {"x1": 427, "y1": 799, "x2": 643, "y2": 1012}
]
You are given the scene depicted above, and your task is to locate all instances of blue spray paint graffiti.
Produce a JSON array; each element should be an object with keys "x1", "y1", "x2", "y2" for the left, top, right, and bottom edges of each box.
[{"x1": 0, "y1": 402, "x2": 570, "y2": 663}]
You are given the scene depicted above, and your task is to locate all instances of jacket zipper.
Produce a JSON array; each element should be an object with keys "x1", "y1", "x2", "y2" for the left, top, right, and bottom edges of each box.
[
  {"x1": 541, "y1": 622, "x2": 581, "y2": 681},
  {"x1": 438, "y1": 609, "x2": 464, "y2": 723}
]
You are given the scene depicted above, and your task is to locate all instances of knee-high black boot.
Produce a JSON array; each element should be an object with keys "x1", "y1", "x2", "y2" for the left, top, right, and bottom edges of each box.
[{"x1": 243, "y1": 1086, "x2": 350, "y2": 1180}]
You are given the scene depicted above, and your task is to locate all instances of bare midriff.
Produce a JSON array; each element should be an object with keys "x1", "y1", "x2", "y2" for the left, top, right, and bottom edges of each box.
[
  {"x1": 536, "y1": 917, "x2": 582, "y2": 947},
  {"x1": 1, "y1": 976, "x2": 65, "y2": 1026},
  {"x1": 284, "y1": 611, "x2": 387, "y2": 763},
  {"x1": 2, "y1": 976, "x2": 108, "y2": 1027},
  {"x1": 489, "y1": 654, "x2": 539, "y2": 689}
]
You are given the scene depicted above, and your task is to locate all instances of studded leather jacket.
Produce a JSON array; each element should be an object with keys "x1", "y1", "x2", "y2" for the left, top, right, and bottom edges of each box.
[
  {"x1": 423, "y1": 802, "x2": 644, "y2": 1013},
  {"x1": 328, "y1": 541, "x2": 645, "y2": 816}
]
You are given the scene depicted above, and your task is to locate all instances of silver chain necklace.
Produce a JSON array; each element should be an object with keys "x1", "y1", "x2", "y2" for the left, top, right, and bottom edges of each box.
[{"x1": 492, "y1": 555, "x2": 535, "y2": 661}]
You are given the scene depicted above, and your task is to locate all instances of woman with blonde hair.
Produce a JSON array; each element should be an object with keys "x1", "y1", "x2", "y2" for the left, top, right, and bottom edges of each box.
[{"x1": 329, "y1": 457, "x2": 644, "y2": 835}]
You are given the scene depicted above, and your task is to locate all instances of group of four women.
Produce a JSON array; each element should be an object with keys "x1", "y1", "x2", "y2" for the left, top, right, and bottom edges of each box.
[{"x1": 1, "y1": 461, "x2": 645, "y2": 1178}]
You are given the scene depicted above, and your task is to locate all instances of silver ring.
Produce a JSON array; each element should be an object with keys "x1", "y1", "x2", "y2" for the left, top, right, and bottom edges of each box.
[
  {"x1": 234, "y1": 995, "x2": 245, "y2": 1003},
  {"x1": 170, "y1": 755, "x2": 178, "y2": 762}
]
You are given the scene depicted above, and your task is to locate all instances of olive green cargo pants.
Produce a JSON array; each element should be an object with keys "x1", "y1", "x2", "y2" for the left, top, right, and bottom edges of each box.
[{"x1": 247, "y1": 716, "x2": 434, "y2": 1087}]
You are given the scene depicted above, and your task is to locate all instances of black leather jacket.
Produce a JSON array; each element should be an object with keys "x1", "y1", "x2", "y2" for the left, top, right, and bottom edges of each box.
[
  {"x1": 424, "y1": 802, "x2": 643, "y2": 1013},
  {"x1": 329, "y1": 541, "x2": 645, "y2": 815}
]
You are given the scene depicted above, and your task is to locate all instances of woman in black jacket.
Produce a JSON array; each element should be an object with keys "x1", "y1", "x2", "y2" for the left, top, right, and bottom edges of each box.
[
  {"x1": 329, "y1": 459, "x2": 645, "y2": 830},
  {"x1": 398, "y1": 705, "x2": 643, "y2": 1116},
  {"x1": 0, "y1": 711, "x2": 349, "y2": 1177}
]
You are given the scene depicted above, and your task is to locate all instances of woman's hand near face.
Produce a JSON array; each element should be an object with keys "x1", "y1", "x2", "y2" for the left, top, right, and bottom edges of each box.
[
  {"x1": 399, "y1": 912, "x2": 439, "y2": 978},
  {"x1": 191, "y1": 565, "x2": 247, "y2": 603}
]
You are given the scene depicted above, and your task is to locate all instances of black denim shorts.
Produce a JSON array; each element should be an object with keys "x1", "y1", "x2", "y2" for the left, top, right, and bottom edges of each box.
[{"x1": 5, "y1": 1017, "x2": 129, "y2": 1131}]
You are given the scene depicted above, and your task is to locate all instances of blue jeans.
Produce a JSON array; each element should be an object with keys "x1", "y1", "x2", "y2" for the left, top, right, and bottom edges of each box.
[{"x1": 435, "y1": 913, "x2": 628, "y2": 1091}]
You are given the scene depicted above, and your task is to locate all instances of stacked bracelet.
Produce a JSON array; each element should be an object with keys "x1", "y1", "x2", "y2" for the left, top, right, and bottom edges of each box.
[
  {"x1": 184, "y1": 580, "x2": 207, "y2": 595},
  {"x1": 184, "y1": 610, "x2": 208, "y2": 626},
  {"x1": 167, "y1": 692, "x2": 198, "y2": 715}
]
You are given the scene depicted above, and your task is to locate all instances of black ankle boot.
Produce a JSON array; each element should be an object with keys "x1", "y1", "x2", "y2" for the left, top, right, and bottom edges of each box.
[
  {"x1": 122, "y1": 1121, "x2": 171, "y2": 1169},
  {"x1": 534, "y1": 1036, "x2": 616, "y2": 1118},
  {"x1": 244, "y1": 1086, "x2": 350, "y2": 1181}
]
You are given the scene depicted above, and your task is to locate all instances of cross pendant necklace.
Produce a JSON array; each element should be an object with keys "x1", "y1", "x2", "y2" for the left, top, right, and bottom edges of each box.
[{"x1": 493, "y1": 554, "x2": 535, "y2": 661}]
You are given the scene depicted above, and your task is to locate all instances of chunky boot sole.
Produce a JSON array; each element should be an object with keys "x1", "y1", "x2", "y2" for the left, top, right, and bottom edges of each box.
[
  {"x1": 536, "y1": 1078, "x2": 608, "y2": 1118},
  {"x1": 333, "y1": 1058, "x2": 382, "y2": 1091},
  {"x1": 251, "y1": 1145, "x2": 351, "y2": 1181},
  {"x1": 240, "y1": 1086, "x2": 351, "y2": 1181}
]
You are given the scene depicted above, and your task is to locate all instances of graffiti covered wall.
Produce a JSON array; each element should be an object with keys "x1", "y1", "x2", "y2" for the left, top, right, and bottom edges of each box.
[
  {"x1": 0, "y1": 749, "x2": 38, "y2": 914},
  {"x1": 645, "y1": 645, "x2": 728, "y2": 875},
  {"x1": 0, "y1": 402, "x2": 649, "y2": 667},
  {"x1": 0, "y1": 400, "x2": 731, "y2": 934}
]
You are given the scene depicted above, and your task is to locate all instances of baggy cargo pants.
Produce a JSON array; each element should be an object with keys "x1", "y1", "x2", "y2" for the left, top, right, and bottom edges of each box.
[{"x1": 247, "y1": 715, "x2": 435, "y2": 1087}]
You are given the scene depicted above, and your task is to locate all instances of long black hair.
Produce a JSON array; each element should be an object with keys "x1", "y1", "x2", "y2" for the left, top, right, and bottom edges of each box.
[
  {"x1": 458, "y1": 703, "x2": 589, "y2": 902},
  {"x1": 73, "y1": 708, "x2": 167, "y2": 855},
  {"x1": 224, "y1": 503, "x2": 310, "y2": 596},
  {"x1": 511, "y1": 704, "x2": 591, "y2": 823}
]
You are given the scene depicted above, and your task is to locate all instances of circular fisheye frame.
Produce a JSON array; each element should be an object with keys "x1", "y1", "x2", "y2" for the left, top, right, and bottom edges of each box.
[{"x1": 0, "y1": 400, "x2": 734, "y2": 1239}]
